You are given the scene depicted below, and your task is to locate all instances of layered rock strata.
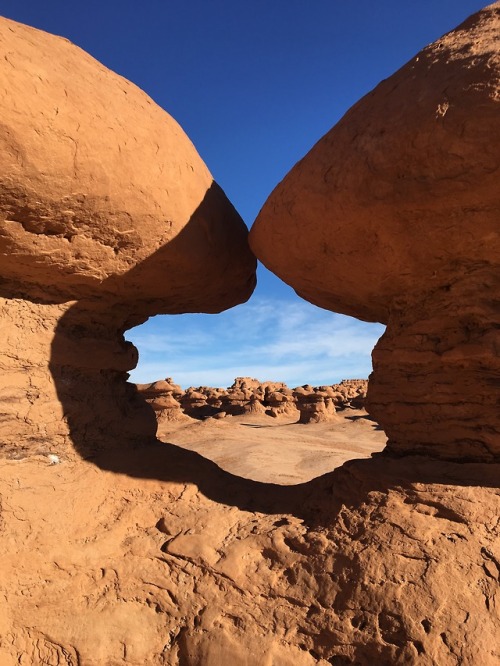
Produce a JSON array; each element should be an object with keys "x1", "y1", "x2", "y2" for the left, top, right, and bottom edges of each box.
[
  {"x1": 250, "y1": 3, "x2": 500, "y2": 462},
  {"x1": 136, "y1": 379, "x2": 189, "y2": 425},
  {"x1": 0, "y1": 16, "x2": 256, "y2": 458}
]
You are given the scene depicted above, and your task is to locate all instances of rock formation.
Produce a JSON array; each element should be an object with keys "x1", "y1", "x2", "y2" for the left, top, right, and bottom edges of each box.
[
  {"x1": 1, "y1": 6, "x2": 500, "y2": 666},
  {"x1": 137, "y1": 377, "x2": 367, "y2": 424},
  {"x1": 0, "y1": 16, "x2": 256, "y2": 458},
  {"x1": 293, "y1": 386, "x2": 338, "y2": 424},
  {"x1": 250, "y1": 3, "x2": 500, "y2": 462},
  {"x1": 136, "y1": 379, "x2": 188, "y2": 424},
  {"x1": 246, "y1": 2, "x2": 500, "y2": 663},
  {"x1": 265, "y1": 387, "x2": 298, "y2": 418}
]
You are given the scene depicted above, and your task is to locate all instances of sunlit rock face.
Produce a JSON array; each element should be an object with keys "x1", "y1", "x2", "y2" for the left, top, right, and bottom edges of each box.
[
  {"x1": 135, "y1": 379, "x2": 189, "y2": 425},
  {"x1": 0, "y1": 15, "x2": 256, "y2": 458},
  {"x1": 136, "y1": 377, "x2": 368, "y2": 425},
  {"x1": 250, "y1": 3, "x2": 500, "y2": 462},
  {"x1": 245, "y1": 3, "x2": 500, "y2": 664},
  {"x1": 1, "y1": 8, "x2": 500, "y2": 666}
]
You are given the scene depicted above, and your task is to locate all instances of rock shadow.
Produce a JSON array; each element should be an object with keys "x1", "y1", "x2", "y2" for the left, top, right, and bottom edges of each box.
[
  {"x1": 239, "y1": 422, "x2": 297, "y2": 428},
  {"x1": 49, "y1": 185, "x2": 500, "y2": 525},
  {"x1": 344, "y1": 414, "x2": 384, "y2": 430}
]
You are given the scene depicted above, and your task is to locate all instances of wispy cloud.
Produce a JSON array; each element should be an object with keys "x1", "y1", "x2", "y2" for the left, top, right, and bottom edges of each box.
[{"x1": 126, "y1": 298, "x2": 385, "y2": 388}]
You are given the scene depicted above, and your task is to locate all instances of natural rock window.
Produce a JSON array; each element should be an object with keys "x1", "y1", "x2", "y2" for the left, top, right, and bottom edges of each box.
[
  {"x1": 126, "y1": 311, "x2": 387, "y2": 484},
  {"x1": 1, "y1": 6, "x2": 499, "y2": 666}
]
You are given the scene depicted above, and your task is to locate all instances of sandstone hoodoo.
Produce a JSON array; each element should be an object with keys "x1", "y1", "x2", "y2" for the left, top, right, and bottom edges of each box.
[
  {"x1": 293, "y1": 387, "x2": 338, "y2": 424},
  {"x1": 136, "y1": 377, "x2": 367, "y2": 424},
  {"x1": 135, "y1": 379, "x2": 189, "y2": 425},
  {"x1": 1, "y1": 7, "x2": 500, "y2": 666},
  {"x1": 250, "y1": 2, "x2": 500, "y2": 462},
  {"x1": 0, "y1": 16, "x2": 256, "y2": 458}
]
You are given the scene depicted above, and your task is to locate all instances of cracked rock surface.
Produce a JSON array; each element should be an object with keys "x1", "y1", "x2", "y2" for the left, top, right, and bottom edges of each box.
[{"x1": 1, "y1": 452, "x2": 498, "y2": 665}]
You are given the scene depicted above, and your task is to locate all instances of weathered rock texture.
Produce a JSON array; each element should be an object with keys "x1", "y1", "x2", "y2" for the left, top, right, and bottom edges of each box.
[
  {"x1": 243, "y1": 3, "x2": 500, "y2": 663},
  {"x1": 2, "y1": 7, "x2": 500, "y2": 666},
  {"x1": 1, "y1": 446, "x2": 499, "y2": 665},
  {"x1": 250, "y1": 3, "x2": 500, "y2": 462},
  {"x1": 137, "y1": 377, "x2": 367, "y2": 424},
  {"x1": 136, "y1": 379, "x2": 189, "y2": 425},
  {"x1": 0, "y1": 17, "x2": 256, "y2": 458},
  {"x1": 293, "y1": 387, "x2": 338, "y2": 424}
]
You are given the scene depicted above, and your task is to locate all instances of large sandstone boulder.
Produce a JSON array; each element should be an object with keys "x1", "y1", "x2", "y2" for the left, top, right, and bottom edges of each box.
[
  {"x1": 245, "y1": 5, "x2": 500, "y2": 661},
  {"x1": 0, "y1": 18, "x2": 254, "y2": 307},
  {"x1": 251, "y1": 2, "x2": 500, "y2": 461},
  {"x1": 0, "y1": 16, "x2": 256, "y2": 457}
]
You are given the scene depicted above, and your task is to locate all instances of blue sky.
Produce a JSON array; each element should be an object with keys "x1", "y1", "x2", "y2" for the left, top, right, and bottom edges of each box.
[
  {"x1": 2, "y1": 1, "x2": 486, "y2": 387},
  {"x1": 130, "y1": 299, "x2": 384, "y2": 389}
]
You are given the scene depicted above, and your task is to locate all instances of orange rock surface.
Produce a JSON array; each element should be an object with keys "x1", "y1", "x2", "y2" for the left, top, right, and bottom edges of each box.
[
  {"x1": 1, "y1": 6, "x2": 499, "y2": 666},
  {"x1": 0, "y1": 16, "x2": 256, "y2": 458},
  {"x1": 251, "y1": 3, "x2": 500, "y2": 461}
]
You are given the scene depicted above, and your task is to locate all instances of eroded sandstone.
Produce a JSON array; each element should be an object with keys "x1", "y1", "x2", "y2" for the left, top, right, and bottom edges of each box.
[
  {"x1": 250, "y1": 2, "x2": 500, "y2": 461},
  {"x1": 136, "y1": 376, "x2": 366, "y2": 424},
  {"x1": 1, "y1": 450, "x2": 498, "y2": 665},
  {"x1": 0, "y1": 16, "x2": 256, "y2": 458},
  {"x1": 1, "y1": 5, "x2": 499, "y2": 666}
]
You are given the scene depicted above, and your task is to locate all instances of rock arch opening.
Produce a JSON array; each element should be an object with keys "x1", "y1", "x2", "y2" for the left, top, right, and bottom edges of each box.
[
  {"x1": 125, "y1": 309, "x2": 387, "y2": 484},
  {"x1": 1, "y1": 7, "x2": 499, "y2": 665}
]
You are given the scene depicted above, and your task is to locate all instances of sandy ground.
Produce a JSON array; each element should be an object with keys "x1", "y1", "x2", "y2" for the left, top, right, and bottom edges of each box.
[{"x1": 158, "y1": 409, "x2": 386, "y2": 485}]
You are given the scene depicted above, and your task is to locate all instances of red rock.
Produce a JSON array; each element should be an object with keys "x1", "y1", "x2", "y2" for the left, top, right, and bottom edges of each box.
[
  {"x1": 293, "y1": 389, "x2": 339, "y2": 424},
  {"x1": 2, "y1": 7, "x2": 499, "y2": 665},
  {"x1": 0, "y1": 17, "x2": 255, "y2": 457},
  {"x1": 251, "y1": 4, "x2": 500, "y2": 461}
]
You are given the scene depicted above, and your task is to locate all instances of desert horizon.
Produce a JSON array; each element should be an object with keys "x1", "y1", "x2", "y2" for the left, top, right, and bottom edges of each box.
[{"x1": 136, "y1": 376, "x2": 385, "y2": 485}]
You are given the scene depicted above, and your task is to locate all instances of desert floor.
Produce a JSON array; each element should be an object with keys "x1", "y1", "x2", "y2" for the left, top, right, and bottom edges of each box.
[
  {"x1": 0, "y1": 408, "x2": 387, "y2": 665},
  {"x1": 158, "y1": 409, "x2": 386, "y2": 484}
]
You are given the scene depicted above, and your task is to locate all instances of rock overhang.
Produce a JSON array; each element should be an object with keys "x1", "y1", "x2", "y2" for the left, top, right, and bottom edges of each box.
[
  {"x1": 0, "y1": 15, "x2": 256, "y2": 311},
  {"x1": 249, "y1": 2, "x2": 500, "y2": 325},
  {"x1": 249, "y1": 2, "x2": 500, "y2": 460},
  {"x1": 0, "y1": 15, "x2": 256, "y2": 459}
]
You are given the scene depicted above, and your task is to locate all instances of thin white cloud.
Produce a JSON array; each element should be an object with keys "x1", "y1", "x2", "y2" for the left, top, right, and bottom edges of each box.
[
  {"x1": 129, "y1": 329, "x2": 211, "y2": 354},
  {"x1": 126, "y1": 298, "x2": 385, "y2": 388}
]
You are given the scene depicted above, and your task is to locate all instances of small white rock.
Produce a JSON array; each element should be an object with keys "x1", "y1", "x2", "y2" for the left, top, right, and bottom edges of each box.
[{"x1": 47, "y1": 454, "x2": 61, "y2": 465}]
